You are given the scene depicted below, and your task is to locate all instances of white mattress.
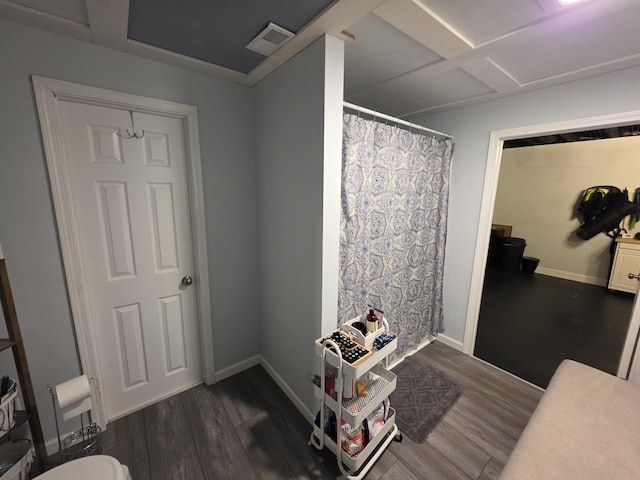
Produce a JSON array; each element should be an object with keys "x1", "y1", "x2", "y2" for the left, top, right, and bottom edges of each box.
[{"x1": 500, "y1": 359, "x2": 640, "y2": 480}]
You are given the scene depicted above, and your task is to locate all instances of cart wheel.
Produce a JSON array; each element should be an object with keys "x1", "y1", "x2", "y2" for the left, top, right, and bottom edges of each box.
[{"x1": 394, "y1": 432, "x2": 403, "y2": 442}]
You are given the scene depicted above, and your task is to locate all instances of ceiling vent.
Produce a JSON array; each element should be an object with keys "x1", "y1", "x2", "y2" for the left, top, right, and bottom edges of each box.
[{"x1": 246, "y1": 22, "x2": 295, "y2": 56}]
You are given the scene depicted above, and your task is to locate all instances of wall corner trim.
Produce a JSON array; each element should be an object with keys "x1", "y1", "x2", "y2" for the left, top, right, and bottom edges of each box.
[
  {"x1": 259, "y1": 355, "x2": 315, "y2": 423},
  {"x1": 213, "y1": 355, "x2": 314, "y2": 423},
  {"x1": 214, "y1": 355, "x2": 261, "y2": 383},
  {"x1": 435, "y1": 334, "x2": 464, "y2": 351}
]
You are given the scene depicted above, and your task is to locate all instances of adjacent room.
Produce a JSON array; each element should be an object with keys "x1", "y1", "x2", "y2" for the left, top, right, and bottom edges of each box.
[
  {"x1": 476, "y1": 132, "x2": 640, "y2": 388},
  {"x1": 2, "y1": 0, "x2": 640, "y2": 479}
]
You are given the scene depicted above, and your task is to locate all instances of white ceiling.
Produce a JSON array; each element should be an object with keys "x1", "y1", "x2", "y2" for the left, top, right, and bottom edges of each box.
[{"x1": 2, "y1": 0, "x2": 640, "y2": 119}]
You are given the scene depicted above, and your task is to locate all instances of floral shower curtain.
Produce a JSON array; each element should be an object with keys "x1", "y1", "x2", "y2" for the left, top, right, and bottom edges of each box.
[{"x1": 338, "y1": 113, "x2": 454, "y2": 357}]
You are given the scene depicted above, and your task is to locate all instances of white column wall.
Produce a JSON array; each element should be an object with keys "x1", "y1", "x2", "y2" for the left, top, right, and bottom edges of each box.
[{"x1": 254, "y1": 35, "x2": 344, "y2": 414}]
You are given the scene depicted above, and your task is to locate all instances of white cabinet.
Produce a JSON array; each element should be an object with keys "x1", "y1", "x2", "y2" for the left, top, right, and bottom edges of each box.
[
  {"x1": 609, "y1": 239, "x2": 640, "y2": 293},
  {"x1": 309, "y1": 322, "x2": 400, "y2": 480}
]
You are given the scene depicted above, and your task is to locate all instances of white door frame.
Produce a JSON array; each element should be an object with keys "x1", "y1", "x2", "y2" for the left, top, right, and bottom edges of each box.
[
  {"x1": 463, "y1": 109, "x2": 640, "y2": 379},
  {"x1": 32, "y1": 76, "x2": 215, "y2": 427}
]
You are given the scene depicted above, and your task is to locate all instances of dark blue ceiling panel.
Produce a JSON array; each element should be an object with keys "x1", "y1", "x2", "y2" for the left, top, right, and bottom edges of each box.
[{"x1": 128, "y1": 0, "x2": 334, "y2": 74}]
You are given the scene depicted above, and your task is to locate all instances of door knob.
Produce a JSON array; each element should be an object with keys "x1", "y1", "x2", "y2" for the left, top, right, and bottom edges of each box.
[
  {"x1": 181, "y1": 276, "x2": 193, "y2": 286},
  {"x1": 628, "y1": 273, "x2": 640, "y2": 280}
]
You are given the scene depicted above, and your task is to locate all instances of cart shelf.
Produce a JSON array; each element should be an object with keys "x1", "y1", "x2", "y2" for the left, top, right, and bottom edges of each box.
[
  {"x1": 309, "y1": 320, "x2": 401, "y2": 480},
  {"x1": 311, "y1": 408, "x2": 397, "y2": 473},
  {"x1": 314, "y1": 335, "x2": 397, "y2": 379},
  {"x1": 314, "y1": 364, "x2": 396, "y2": 426}
]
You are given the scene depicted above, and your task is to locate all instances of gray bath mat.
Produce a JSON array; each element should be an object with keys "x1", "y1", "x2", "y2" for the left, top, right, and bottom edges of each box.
[{"x1": 391, "y1": 356, "x2": 463, "y2": 443}]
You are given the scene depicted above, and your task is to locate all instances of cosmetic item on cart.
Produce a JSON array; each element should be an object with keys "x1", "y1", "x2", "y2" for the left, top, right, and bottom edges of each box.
[{"x1": 366, "y1": 309, "x2": 377, "y2": 334}]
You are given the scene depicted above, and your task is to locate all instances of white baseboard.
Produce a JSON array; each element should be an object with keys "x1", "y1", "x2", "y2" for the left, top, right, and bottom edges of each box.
[
  {"x1": 46, "y1": 356, "x2": 314, "y2": 453},
  {"x1": 435, "y1": 334, "x2": 464, "y2": 351},
  {"x1": 45, "y1": 427, "x2": 79, "y2": 456},
  {"x1": 92, "y1": 336, "x2": 467, "y2": 448},
  {"x1": 385, "y1": 334, "x2": 462, "y2": 371},
  {"x1": 214, "y1": 354, "x2": 313, "y2": 422},
  {"x1": 536, "y1": 266, "x2": 607, "y2": 287},
  {"x1": 472, "y1": 355, "x2": 544, "y2": 392},
  {"x1": 258, "y1": 355, "x2": 315, "y2": 423},
  {"x1": 388, "y1": 335, "x2": 435, "y2": 370},
  {"x1": 214, "y1": 355, "x2": 261, "y2": 382},
  {"x1": 45, "y1": 435, "x2": 62, "y2": 456}
]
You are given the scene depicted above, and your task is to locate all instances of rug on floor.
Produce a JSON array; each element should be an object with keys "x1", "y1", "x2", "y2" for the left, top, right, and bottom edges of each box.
[{"x1": 391, "y1": 356, "x2": 463, "y2": 443}]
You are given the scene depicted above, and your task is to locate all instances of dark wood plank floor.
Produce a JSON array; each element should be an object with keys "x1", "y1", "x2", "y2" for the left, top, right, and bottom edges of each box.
[
  {"x1": 85, "y1": 342, "x2": 542, "y2": 480},
  {"x1": 476, "y1": 268, "x2": 634, "y2": 388}
]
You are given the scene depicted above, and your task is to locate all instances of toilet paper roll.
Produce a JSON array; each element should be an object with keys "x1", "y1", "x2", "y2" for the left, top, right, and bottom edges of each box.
[{"x1": 55, "y1": 375, "x2": 93, "y2": 421}]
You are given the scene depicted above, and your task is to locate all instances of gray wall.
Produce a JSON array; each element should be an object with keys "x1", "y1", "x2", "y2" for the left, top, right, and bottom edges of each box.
[
  {"x1": 495, "y1": 138, "x2": 640, "y2": 286},
  {"x1": 0, "y1": 19, "x2": 259, "y2": 442},
  {"x1": 414, "y1": 65, "x2": 640, "y2": 344},
  {"x1": 254, "y1": 35, "x2": 344, "y2": 412}
]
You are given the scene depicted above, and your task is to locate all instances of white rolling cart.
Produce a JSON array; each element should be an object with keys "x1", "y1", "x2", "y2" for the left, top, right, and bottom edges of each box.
[{"x1": 309, "y1": 318, "x2": 402, "y2": 479}]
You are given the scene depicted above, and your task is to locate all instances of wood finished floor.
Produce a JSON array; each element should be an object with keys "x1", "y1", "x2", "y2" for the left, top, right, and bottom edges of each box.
[
  {"x1": 87, "y1": 342, "x2": 542, "y2": 480},
  {"x1": 476, "y1": 268, "x2": 634, "y2": 388}
]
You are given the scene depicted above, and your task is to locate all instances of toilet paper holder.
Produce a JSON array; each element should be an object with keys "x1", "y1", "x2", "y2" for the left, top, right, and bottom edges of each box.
[{"x1": 46, "y1": 377, "x2": 102, "y2": 462}]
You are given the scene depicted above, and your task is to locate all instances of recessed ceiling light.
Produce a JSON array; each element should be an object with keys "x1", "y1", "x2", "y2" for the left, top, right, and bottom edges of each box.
[{"x1": 558, "y1": 0, "x2": 583, "y2": 6}]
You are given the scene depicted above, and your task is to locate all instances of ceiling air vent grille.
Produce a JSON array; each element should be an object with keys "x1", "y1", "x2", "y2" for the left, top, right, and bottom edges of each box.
[{"x1": 246, "y1": 22, "x2": 295, "y2": 56}]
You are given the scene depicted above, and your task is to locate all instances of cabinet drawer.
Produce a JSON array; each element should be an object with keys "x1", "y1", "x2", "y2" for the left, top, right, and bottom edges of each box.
[{"x1": 609, "y1": 245, "x2": 640, "y2": 293}]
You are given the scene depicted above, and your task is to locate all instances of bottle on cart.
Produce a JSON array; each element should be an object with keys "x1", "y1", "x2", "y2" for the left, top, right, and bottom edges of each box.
[{"x1": 366, "y1": 308, "x2": 377, "y2": 334}]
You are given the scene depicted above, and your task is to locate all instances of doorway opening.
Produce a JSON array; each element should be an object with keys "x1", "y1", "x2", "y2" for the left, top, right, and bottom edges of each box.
[{"x1": 463, "y1": 111, "x2": 640, "y2": 388}]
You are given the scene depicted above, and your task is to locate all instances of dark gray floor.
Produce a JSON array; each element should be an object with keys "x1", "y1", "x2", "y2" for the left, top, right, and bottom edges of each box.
[
  {"x1": 475, "y1": 268, "x2": 634, "y2": 388},
  {"x1": 67, "y1": 341, "x2": 542, "y2": 480}
]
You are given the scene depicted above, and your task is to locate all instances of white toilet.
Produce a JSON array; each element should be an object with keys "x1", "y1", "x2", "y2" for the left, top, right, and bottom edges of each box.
[{"x1": 36, "y1": 455, "x2": 131, "y2": 479}]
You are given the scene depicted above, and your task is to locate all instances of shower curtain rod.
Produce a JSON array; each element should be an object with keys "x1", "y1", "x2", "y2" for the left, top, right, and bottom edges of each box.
[{"x1": 343, "y1": 102, "x2": 453, "y2": 139}]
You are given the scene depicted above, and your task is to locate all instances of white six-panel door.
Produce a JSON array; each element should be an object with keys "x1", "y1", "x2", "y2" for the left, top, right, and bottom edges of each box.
[{"x1": 58, "y1": 101, "x2": 202, "y2": 420}]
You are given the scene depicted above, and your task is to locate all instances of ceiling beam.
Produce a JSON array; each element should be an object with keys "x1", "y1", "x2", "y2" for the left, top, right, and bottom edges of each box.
[
  {"x1": 534, "y1": 0, "x2": 565, "y2": 14},
  {"x1": 474, "y1": 0, "x2": 639, "y2": 50},
  {"x1": 86, "y1": 0, "x2": 128, "y2": 51},
  {"x1": 401, "y1": 51, "x2": 640, "y2": 118},
  {"x1": 349, "y1": 0, "x2": 640, "y2": 115},
  {"x1": 461, "y1": 58, "x2": 521, "y2": 93},
  {"x1": 373, "y1": 0, "x2": 473, "y2": 59},
  {"x1": 126, "y1": 40, "x2": 249, "y2": 85},
  {"x1": 0, "y1": 0, "x2": 91, "y2": 42},
  {"x1": 10, "y1": 0, "x2": 89, "y2": 23},
  {"x1": 247, "y1": 0, "x2": 386, "y2": 85}
]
